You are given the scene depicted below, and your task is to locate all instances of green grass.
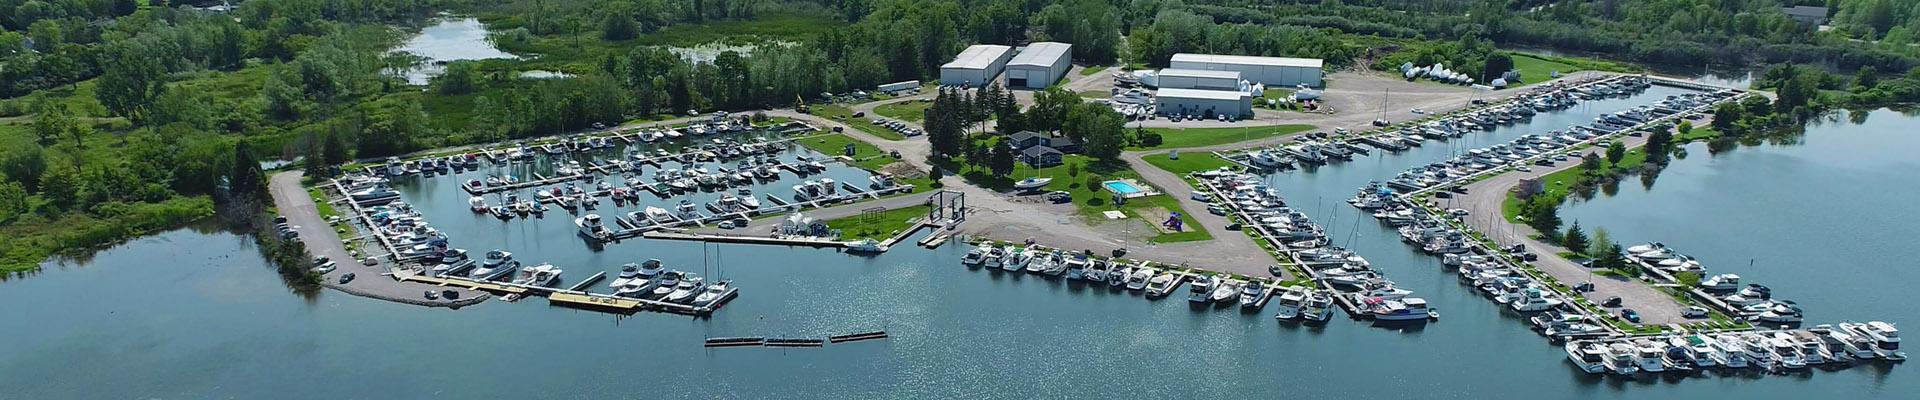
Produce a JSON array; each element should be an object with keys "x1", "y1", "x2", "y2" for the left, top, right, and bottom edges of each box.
[
  {"x1": 1077, "y1": 90, "x2": 1111, "y2": 98},
  {"x1": 309, "y1": 188, "x2": 339, "y2": 219},
  {"x1": 812, "y1": 104, "x2": 905, "y2": 140},
  {"x1": 825, "y1": 204, "x2": 932, "y2": 241},
  {"x1": 1507, "y1": 52, "x2": 1638, "y2": 87},
  {"x1": 792, "y1": 133, "x2": 932, "y2": 192},
  {"x1": 1260, "y1": 88, "x2": 1295, "y2": 101},
  {"x1": 955, "y1": 154, "x2": 1210, "y2": 243},
  {"x1": 1502, "y1": 147, "x2": 1650, "y2": 221},
  {"x1": 1141, "y1": 152, "x2": 1233, "y2": 176},
  {"x1": 873, "y1": 100, "x2": 931, "y2": 122},
  {"x1": 1079, "y1": 65, "x2": 1109, "y2": 76},
  {"x1": 1134, "y1": 124, "x2": 1314, "y2": 150},
  {"x1": 633, "y1": 15, "x2": 841, "y2": 46},
  {"x1": 1674, "y1": 126, "x2": 1721, "y2": 143}
]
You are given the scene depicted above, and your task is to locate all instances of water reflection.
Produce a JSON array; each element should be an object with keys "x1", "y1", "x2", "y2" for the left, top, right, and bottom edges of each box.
[{"x1": 392, "y1": 17, "x2": 517, "y2": 85}]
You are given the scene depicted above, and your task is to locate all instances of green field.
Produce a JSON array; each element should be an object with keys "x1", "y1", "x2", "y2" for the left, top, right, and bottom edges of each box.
[
  {"x1": 1141, "y1": 152, "x2": 1234, "y2": 176},
  {"x1": 825, "y1": 204, "x2": 932, "y2": 241},
  {"x1": 634, "y1": 15, "x2": 841, "y2": 46},
  {"x1": 1507, "y1": 52, "x2": 1637, "y2": 86},
  {"x1": 1135, "y1": 124, "x2": 1314, "y2": 150},
  {"x1": 873, "y1": 100, "x2": 931, "y2": 122},
  {"x1": 1079, "y1": 65, "x2": 1109, "y2": 76},
  {"x1": 812, "y1": 104, "x2": 905, "y2": 140},
  {"x1": 956, "y1": 154, "x2": 1210, "y2": 243},
  {"x1": 1502, "y1": 147, "x2": 1649, "y2": 221},
  {"x1": 792, "y1": 133, "x2": 931, "y2": 192}
]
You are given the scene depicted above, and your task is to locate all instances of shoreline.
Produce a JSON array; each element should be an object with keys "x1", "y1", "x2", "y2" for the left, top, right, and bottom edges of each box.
[{"x1": 268, "y1": 171, "x2": 493, "y2": 309}]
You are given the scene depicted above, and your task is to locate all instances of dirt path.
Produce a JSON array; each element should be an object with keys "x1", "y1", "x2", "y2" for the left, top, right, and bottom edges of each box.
[{"x1": 269, "y1": 171, "x2": 489, "y2": 308}]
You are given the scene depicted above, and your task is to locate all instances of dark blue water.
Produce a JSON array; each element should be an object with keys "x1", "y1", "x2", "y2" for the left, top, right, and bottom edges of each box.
[{"x1": 1, "y1": 106, "x2": 1912, "y2": 398}]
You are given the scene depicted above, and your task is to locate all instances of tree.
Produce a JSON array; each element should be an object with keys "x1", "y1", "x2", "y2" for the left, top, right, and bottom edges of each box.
[
  {"x1": 1645, "y1": 127, "x2": 1674, "y2": 165},
  {"x1": 437, "y1": 62, "x2": 480, "y2": 95},
  {"x1": 31, "y1": 103, "x2": 77, "y2": 146},
  {"x1": 0, "y1": 146, "x2": 48, "y2": 192},
  {"x1": 926, "y1": 89, "x2": 967, "y2": 157},
  {"x1": 38, "y1": 166, "x2": 81, "y2": 211},
  {"x1": 988, "y1": 141, "x2": 1015, "y2": 177},
  {"x1": 1026, "y1": 87, "x2": 1080, "y2": 133},
  {"x1": 229, "y1": 144, "x2": 266, "y2": 202},
  {"x1": 1482, "y1": 52, "x2": 1514, "y2": 82},
  {"x1": 0, "y1": 181, "x2": 26, "y2": 222},
  {"x1": 1605, "y1": 142, "x2": 1626, "y2": 165},
  {"x1": 1523, "y1": 194, "x2": 1562, "y2": 234},
  {"x1": 323, "y1": 128, "x2": 351, "y2": 165},
  {"x1": 1586, "y1": 228, "x2": 1613, "y2": 262},
  {"x1": 603, "y1": 14, "x2": 640, "y2": 41},
  {"x1": 96, "y1": 42, "x2": 168, "y2": 123},
  {"x1": 1710, "y1": 101, "x2": 1742, "y2": 133},
  {"x1": 1066, "y1": 103, "x2": 1126, "y2": 160},
  {"x1": 1562, "y1": 221, "x2": 1589, "y2": 254},
  {"x1": 1854, "y1": 66, "x2": 1880, "y2": 90},
  {"x1": 1579, "y1": 152, "x2": 1601, "y2": 172}
]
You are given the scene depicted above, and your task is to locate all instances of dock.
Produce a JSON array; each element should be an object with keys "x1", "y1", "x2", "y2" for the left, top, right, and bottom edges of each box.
[{"x1": 393, "y1": 268, "x2": 734, "y2": 315}]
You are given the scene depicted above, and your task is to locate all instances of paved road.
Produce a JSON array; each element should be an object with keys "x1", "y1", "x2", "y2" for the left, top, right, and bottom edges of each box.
[{"x1": 269, "y1": 171, "x2": 488, "y2": 308}]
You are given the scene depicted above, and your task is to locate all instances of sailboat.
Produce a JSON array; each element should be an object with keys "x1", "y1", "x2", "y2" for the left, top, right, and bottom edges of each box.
[{"x1": 1014, "y1": 177, "x2": 1052, "y2": 190}]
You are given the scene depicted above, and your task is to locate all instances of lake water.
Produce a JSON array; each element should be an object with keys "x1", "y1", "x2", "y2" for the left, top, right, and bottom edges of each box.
[
  {"x1": 394, "y1": 18, "x2": 517, "y2": 85},
  {"x1": 2, "y1": 101, "x2": 1912, "y2": 398}
]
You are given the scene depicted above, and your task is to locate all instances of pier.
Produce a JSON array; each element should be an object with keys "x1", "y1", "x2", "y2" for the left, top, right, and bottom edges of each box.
[{"x1": 393, "y1": 268, "x2": 734, "y2": 315}]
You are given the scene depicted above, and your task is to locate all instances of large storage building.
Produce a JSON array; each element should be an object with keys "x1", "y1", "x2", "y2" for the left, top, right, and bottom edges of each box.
[
  {"x1": 940, "y1": 45, "x2": 1014, "y2": 88},
  {"x1": 1004, "y1": 42, "x2": 1073, "y2": 89},
  {"x1": 1155, "y1": 88, "x2": 1252, "y2": 119},
  {"x1": 1154, "y1": 69, "x2": 1243, "y2": 91},
  {"x1": 1169, "y1": 53, "x2": 1324, "y2": 87}
]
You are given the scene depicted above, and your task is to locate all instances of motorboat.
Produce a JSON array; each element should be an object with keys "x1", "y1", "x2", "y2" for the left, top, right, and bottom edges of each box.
[
  {"x1": 1108, "y1": 266, "x2": 1130, "y2": 288},
  {"x1": 1633, "y1": 340, "x2": 1668, "y2": 373},
  {"x1": 961, "y1": 248, "x2": 986, "y2": 266},
  {"x1": 609, "y1": 263, "x2": 643, "y2": 289},
  {"x1": 1675, "y1": 335, "x2": 1719, "y2": 368},
  {"x1": 1144, "y1": 272, "x2": 1178, "y2": 297},
  {"x1": 666, "y1": 275, "x2": 705, "y2": 303},
  {"x1": 1602, "y1": 343, "x2": 1641, "y2": 375},
  {"x1": 1209, "y1": 280, "x2": 1238, "y2": 304},
  {"x1": 1370, "y1": 297, "x2": 1430, "y2": 321},
  {"x1": 1508, "y1": 287, "x2": 1564, "y2": 313},
  {"x1": 1239, "y1": 280, "x2": 1265, "y2": 309},
  {"x1": 1765, "y1": 335, "x2": 1808, "y2": 370},
  {"x1": 576, "y1": 213, "x2": 611, "y2": 241},
  {"x1": 469, "y1": 196, "x2": 488, "y2": 212},
  {"x1": 1002, "y1": 248, "x2": 1032, "y2": 272},
  {"x1": 646, "y1": 271, "x2": 683, "y2": 299},
  {"x1": 1721, "y1": 284, "x2": 1772, "y2": 306},
  {"x1": 1301, "y1": 290, "x2": 1335, "y2": 322},
  {"x1": 1126, "y1": 268, "x2": 1153, "y2": 291},
  {"x1": 512, "y1": 263, "x2": 563, "y2": 287},
  {"x1": 1750, "y1": 301, "x2": 1804, "y2": 324},
  {"x1": 1699, "y1": 273, "x2": 1740, "y2": 291},
  {"x1": 1844, "y1": 321, "x2": 1906, "y2": 361},
  {"x1": 1271, "y1": 289, "x2": 1305, "y2": 320},
  {"x1": 692, "y1": 280, "x2": 733, "y2": 308},
  {"x1": 636, "y1": 259, "x2": 666, "y2": 279},
  {"x1": 1186, "y1": 276, "x2": 1215, "y2": 304},
  {"x1": 1566, "y1": 341, "x2": 1610, "y2": 374},
  {"x1": 982, "y1": 246, "x2": 1007, "y2": 269},
  {"x1": 470, "y1": 250, "x2": 520, "y2": 280},
  {"x1": 1026, "y1": 251, "x2": 1057, "y2": 274}
]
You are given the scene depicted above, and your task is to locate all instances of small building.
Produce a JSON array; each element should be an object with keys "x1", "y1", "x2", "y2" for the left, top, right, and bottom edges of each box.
[
  {"x1": 1008, "y1": 131, "x2": 1081, "y2": 153},
  {"x1": 1019, "y1": 146, "x2": 1064, "y2": 167},
  {"x1": 877, "y1": 80, "x2": 921, "y2": 94},
  {"x1": 940, "y1": 44, "x2": 1014, "y2": 88},
  {"x1": 1169, "y1": 53, "x2": 1323, "y2": 87},
  {"x1": 1513, "y1": 177, "x2": 1544, "y2": 200},
  {"x1": 1005, "y1": 42, "x2": 1073, "y2": 89},
  {"x1": 1154, "y1": 69, "x2": 1243, "y2": 91},
  {"x1": 1781, "y1": 6, "x2": 1828, "y2": 26},
  {"x1": 1154, "y1": 88, "x2": 1253, "y2": 119}
]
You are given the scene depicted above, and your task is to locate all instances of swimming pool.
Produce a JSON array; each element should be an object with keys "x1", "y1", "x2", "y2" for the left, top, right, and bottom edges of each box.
[{"x1": 1103, "y1": 180, "x2": 1145, "y2": 195}]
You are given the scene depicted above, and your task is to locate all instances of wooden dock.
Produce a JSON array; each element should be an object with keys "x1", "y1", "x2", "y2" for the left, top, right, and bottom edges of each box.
[{"x1": 396, "y1": 268, "x2": 731, "y2": 315}]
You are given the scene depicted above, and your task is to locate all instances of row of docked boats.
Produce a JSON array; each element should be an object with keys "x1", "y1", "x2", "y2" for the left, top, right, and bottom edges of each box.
[
  {"x1": 1625, "y1": 242, "x2": 1805, "y2": 324},
  {"x1": 605, "y1": 259, "x2": 736, "y2": 308},
  {"x1": 1567, "y1": 322, "x2": 1905, "y2": 376},
  {"x1": 1191, "y1": 169, "x2": 1434, "y2": 322},
  {"x1": 379, "y1": 154, "x2": 484, "y2": 178},
  {"x1": 957, "y1": 244, "x2": 1285, "y2": 311}
]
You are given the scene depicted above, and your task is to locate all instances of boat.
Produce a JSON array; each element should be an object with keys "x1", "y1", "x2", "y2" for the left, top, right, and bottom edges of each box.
[
  {"x1": 1301, "y1": 290, "x2": 1335, "y2": 322},
  {"x1": 1699, "y1": 273, "x2": 1741, "y2": 291},
  {"x1": 982, "y1": 246, "x2": 1007, "y2": 269},
  {"x1": 1371, "y1": 297, "x2": 1430, "y2": 321},
  {"x1": 692, "y1": 280, "x2": 733, "y2": 308},
  {"x1": 1186, "y1": 276, "x2": 1215, "y2": 304},
  {"x1": 576, "y1": 214, "x2": 611, "y2": 241},
  {"x1": 468, "y1": 196, "x2": 488, "y2": 212},
  {"x1": 1765, "y1": 335, "x2": 1808, "y2": 370},
  {"x1": 1209, "y1": 280, "x2": 1238, "y2": 304},
  {"x1": 1013, "y1": 177, "x2": 1053, "y2": 190},
  {"x1": 1026, "y1": 251, "x2": 1056, "y2": 274},
  {"x1": 1508, "y1": 287, "x2": 1564, "y2": 312},
  {"x1": 666, "y1": 274, "x2": 705, "y2": 303},
  {"x1": 961, "y1": 248, "x2": 986, "y2": 266},
  {"x1": 608, "y1": 263, "x2": 643, "y2": 289},
  {"x1": 512, "y1": 263, "x2": 563, "y2": 287},
  {"x1": 1632, "y1": 340, "x2": 1668, "y2": 373},
  {"x1": 1566, "y1": 341, "x2": 1610, "y2": 374},
  {"x1": 470, "y1": 250, "x2": 520, "y2": 280},
  {"x1": 646, "y1": 271, "x2": 684, "y2": 299},
  {"x1": 1125, "y1": 268, "x2": 1153, "y2": 291},
  {"x1": 847, "y1": 239, "x2": 884, "y2": 253},
  {"x1": 1002, "y1": 248, "x2": 1032, "y2": 272},
  {"x1": 1272, "y1": 289, "x2": 1306, "y2": 320},
  {"x1": 1144, "y1": 272, "x2": 1178, "y2": 297},
  {"x1": 1239, "y1": 280, "x2": 1265, "y2": 309},
  {"x1": 1602, "y1": 343, "x2": 1641, "y2": 375},
  {"x1": 1108, "y1": 266, "x2": 1131, "y2": 288},
  {"x1": 1846, "y1": 321, "x2": 1907, "y2": 361}
]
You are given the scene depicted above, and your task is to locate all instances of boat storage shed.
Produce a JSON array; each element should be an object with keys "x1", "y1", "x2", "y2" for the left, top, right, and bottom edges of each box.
[
  {"x1": 941, "y1": 45, "x2": 1014, "y2": 88},
  {"x1": 1005, "y1": 42, "x2": 1073, "y2": 89},
  {"x1": 1155, "y1": 69, "x2": 1243, "y2": 91},
  {"x1": 1169, "y1": 53, "x2": 1324, "y2": 87},
  {"x1": 1155, "y1": 88, "x2": 1253, "y2": 119}
]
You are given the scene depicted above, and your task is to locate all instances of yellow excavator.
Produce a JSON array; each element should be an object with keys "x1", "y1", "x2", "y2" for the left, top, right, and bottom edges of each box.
[{"x1": 796, "y1": 95, "x2": 810, "y2": 114}]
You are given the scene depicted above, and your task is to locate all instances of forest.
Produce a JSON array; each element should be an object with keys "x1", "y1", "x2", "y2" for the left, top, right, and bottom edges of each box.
[{"x1": 0, "y1": 0, "x2": 1915, "y2": 273}]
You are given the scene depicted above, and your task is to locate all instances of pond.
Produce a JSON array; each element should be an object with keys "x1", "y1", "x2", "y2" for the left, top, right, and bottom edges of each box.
[{"x1": 393, "y1": 17, "x2": 518, "y2": 85}]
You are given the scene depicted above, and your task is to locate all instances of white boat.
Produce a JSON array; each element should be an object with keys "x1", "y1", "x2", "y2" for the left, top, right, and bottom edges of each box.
[
  {"x1": 666, "y1": 275, "x2": 704, "y2": 303},
  {"x1": 1624, "y1": 241, "x2": 1665, "y2": 255},
  {"x1": 576, "y1": 214, "x2": 610, "y2": 240},
  {"x1": 1302, "y1": 291, "x2": 1335, "y2": 322},
  {"x1": 1673, "y1": 336, "x2": 1718, "y2": 368},
  {"x1": 608, "y1": 263, "x2": 643, "y2": 289},
  {"x1": 1272, "y1": 289, "x2": 1306, "y2": 320},
  {"x1": 1013, "y1": 177, "x2": 1053, "y2": 190},
  {"x1": 470, "y1": 250, "x2": 519, "y2": 280},
  {"x1": 847, "y1": 239, "x2": 884, "y2": 253},
  {"x1": 1508, "y1": 287, "x2": 1564, "y2": 312},
  {"x1": 512, "y1": 263, "x2": 563, "y2": 287},
  {"x1": 1002, "y1": 248, "x2": 1031, "y2": 272},
  {"x1": 1566, "y1": 341, "x2": 1610, "y2": 374},
  {"x1": 1145, "y1": 272, "x2": 1178, "y2": 297},
  {"x1": 982, "y1": 246, "x2": 1007, "y2": 268},
  {"x1": 1633, "y1": 340, "x2": 1667, "y2": 373},
  {"x1": 1371, "y1": 297, "x2": 1430, "y2": 321},
  {"x1": 1126, "y1": 268, "x2": 1153, "y2": 291},
  {"x1": 1026, "y1": 251, "x2": 1056, "y2": 274},
  {"x1": 1602, "y1": 343, "x2": 1641, "y2": 375},
  {"x1": 1208, "y1": 280, "x2": 1238, "y2": 303},
  {"x1": 1710, "y1": 335, "x2": 1751, "y2": 368},
  {"x1": 1699, "y1": 273, "x2": 1740, "y2": 291},
  {"x1": 468, "y1": 196, "x2": 488, "y2": 212},
  {"x1": 692, "y1": 280, "x2": 733, "y2": 307},
  {"x1": 1847, "y1": 321, "x2": 1907, "y2": 361},
  {"x1": 961, "y1": 248, "x2": 986, "y2": 266},
  {"x1": 1765, "y1": 336, "x2": 1808, "y2": 370}
]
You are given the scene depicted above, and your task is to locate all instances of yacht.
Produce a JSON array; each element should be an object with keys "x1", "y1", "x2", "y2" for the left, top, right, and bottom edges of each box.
[
  {"x1": 1823, "y1": 325, "x2": 1878, "y2": 360},
  {"x1": 1187, "y1": 276, "x2": 1215, "y2": 304},
  {"x1": 1209, "y1": 280, "x2": 1239, "y2": 304},
  {"x1": 646, "y1": 271, "x2": 684, "y2": 299},
  {"x1": 1239, "y1": 280, "x2": 1265, "y2": 309},
  {"x1": 1765, "y1": 335, "x2": 1809, "y2": 370},
  {"x1": 636, "y1": 259, "x2": 666, "y2": 279},
  {"x1": 1271, "y1": 289, "x2": 1306, "y2": 320},
  {"x1": 1508, "y1": 287, "x2": 1564, "y2": 313},
  {"x1": 1601, "y1": 343, "x2": 1641, "y2": 375},
  {"x1": 692, "y1": 280, "x2": 733, "y2": 308},
  {"x1": 1845, "y1": 321, "x2": 1906, "y2": 361},
  {"x1": 1302, "y1": 290, "x2": 1335, "y2": 322},
  {"x1": 1565, "y1": 341, "x2": 1610, "y2": 374},
  {"x1": 1631, "y1": 340, "x2": 1668, "y2": 373},
  {"x1": 1699, "y1": 273, "x2": 1741, "y2": 291},
  {"x1": 1790, "y1": 331, "x2": 1831, "y2": 365},
  {"x1": 1083, "y1": 259, "x2": 1110, "y2": 282},
  {"x1": 1002, "y1": 248, "x2": 1032, "y2": 272},
  {"x1": 737, "y1": 189, "x2": 762, "y2": 210},
  {"x1": 470, "y1": 250, "x2": 520, "y2": 281},
  {"x1": 1125, "y1": 268, "x2": 1153, "y2": 291},
  {"x1": 609, "y1": 263, "x2": 643, "y2": 289},
  {"x1": 1625, "y1": 241, "x2": 1666, "y2": 255},
  {"x1": 665, "y1": 275, "x2": 705, "y2": 303},
  {"x1": 1026, "y1": 251, "x2": 1056, "y2": 274},
  {"x1": 1061, "y1": 257, "x2": 1088, "y2": 280},
  {"x1": 469, "y1": 196, "x2": 488, "y2": 212},
  {"x1": 1108, "y1": 266, "x2": 1131, "y2": 288},
  {"x1": 1674, "y1": 335, "x2": 1719, "y2": 368},
  {"x1": 1371, "y1": 298, "x2": 1430, "y2": 321},
  {"x1": 576, "y1": 214, "x2": 611, "y2": 241},
  {"x1": 1709, "y1": 335, "x2": 1752, "y2": 369},
  {"x1": 512, "y1": 263, "x2": 563, "y2": 287},
  {"x1": 1145, "y1": 272, "x2": 1179, "y2": 297},
  {"x1": 982, "y1": 246, "x2": 1008, "y2": 269},
  {"x1": 961, "y1": 248, "x2": 986, "y2": 266},
  {"x1": 1751, "y1": 302, "x2": 1804, "y2": 324}
]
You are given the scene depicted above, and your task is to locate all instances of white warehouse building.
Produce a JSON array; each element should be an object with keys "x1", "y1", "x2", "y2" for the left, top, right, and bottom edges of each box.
[
  {"x1": 1154, "y1": 68, "x2": 1244, "y2": 91},
  {"x1": 940, "y1": 44, "x2": 1014, "y2": 88},
  {"x1": 1169, "y1": 53, "x2": 1324, "y2": 87},
  {"x1": 1004, "y1": 42, "x2": 1073, "y2": 89},
  {"x1": 1155, "y1": 88, "x2": 1253, "y2": 119}
]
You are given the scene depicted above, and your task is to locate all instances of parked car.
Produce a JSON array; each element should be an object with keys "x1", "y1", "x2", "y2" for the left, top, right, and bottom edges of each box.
[
  {"x1": 1045, "y1": 191, "x2": 1072, "y2": 203},
  {"x1": 1682, "y1": 307, "x2": 1710, "y2": 319}
]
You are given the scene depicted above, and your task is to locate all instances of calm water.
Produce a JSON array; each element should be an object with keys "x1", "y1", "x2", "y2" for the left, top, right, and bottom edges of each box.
[
  {"x1": 3, "y1": 103, "x2": 1913, "y2": 398},
  {"x1": 394, "y1": 18, "x2": 517, "y2": 85}
]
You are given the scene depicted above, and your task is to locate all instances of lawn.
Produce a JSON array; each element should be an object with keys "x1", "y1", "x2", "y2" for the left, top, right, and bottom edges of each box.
[
  {"x1": 812, "y1": 104, "x2": 906, "y2": 140},
  {"x1": 1502, "y1": 147, "x2": 1650, "y2": 221},
  {"x1": 792, "y1": 133, "x2": 932, "y2": 192},
  {"x1": 1134, "y1": 124, "x2": 1314, "y2": 150},
  {"x1": 1079, "y1": 65, "x2": 1109, "y2": 76},
  {"x1": 309, "y1": 188, "x2": 339, "y2": 219},
  {"x1": 1141, "y1": 152, "x2": 1233, "y2": 176},
  {"x1": 824, "y1": 204, "x2": 933, "y2": 241},
  {"x1": 955, "y1": 154, "x2": 1211, "y2": 243},
  {"x1": 1507, "y1": 52, "x2": 1638, "y2": 86},
  {"x1": 1078, "y1": 90, "x2": 1111, "y2": 98},
  {"x1": 873, "y1": 100, "x2": 931, "y2": 122}
]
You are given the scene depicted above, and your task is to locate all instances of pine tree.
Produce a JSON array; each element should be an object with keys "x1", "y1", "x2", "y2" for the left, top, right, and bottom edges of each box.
[{"x1": 1562, "y1": 221, "x2": 1589, "y2": 255}]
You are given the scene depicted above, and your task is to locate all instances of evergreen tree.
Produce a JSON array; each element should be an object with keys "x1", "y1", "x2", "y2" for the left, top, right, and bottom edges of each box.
[
  {"x1": 1562, "y1": 221, "x2": 1589, "y2": 254},
  {"x1": 988, "y1": 141, "x2": 1015, "y2": 177},
  {"x1": 229, "y1": 144, "x2": 266, "y2": 202},
  {"x1": 1606, "y1": 142, "x2": 1626, "y2": 165}
]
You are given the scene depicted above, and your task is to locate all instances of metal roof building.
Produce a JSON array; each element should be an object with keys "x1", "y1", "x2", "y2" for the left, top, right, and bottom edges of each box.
[
  {"x1": 1154, "y1": 68, "x2": 1243, "y2": 91},
  {"x1": 1169, "y1": 53, "x2": 1324, "y2": 87},
  {"x1": 940, "y1": 45, "x2": 1014, "y2": 88},
  {"x1": 1005, "y1": 42, "x2": 1073, "y2": 89},
  {"x1": 1155, "y1": 88, "x2": 1253, "y2": 119}
]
